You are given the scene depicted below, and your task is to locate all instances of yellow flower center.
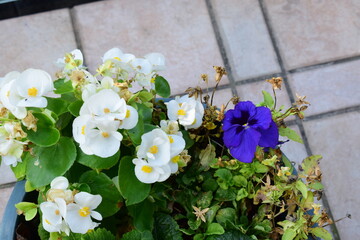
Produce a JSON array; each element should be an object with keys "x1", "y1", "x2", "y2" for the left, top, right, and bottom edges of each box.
[
  {"x1": 171, "y1": 156, "x2": 180, "y2": 163},
  {"x1": 78, "y1": 207, "x2": 90, "y2": 217},
  {"x1": 149, "y1": 145, "x2": 158, "y2": 154},
  {"x1": 141, "y1": 165, "x2": 153, "y2": 173},
  {"x1": 102, "y1": 132, "x2": 110, "y2": 138},
  {"x1": 113, "y1": 57, "x2": 121, "y2": 61},
  {"x1": 168, "y1": 136, "x2": 174, "y2": 143},
  {"x1": 45, "y1": 219, "x2": 51, "y2": 225},
  {"x1": 177, "y1": 109, "x2": 186, "y2": 116},
  {"x1": 55, "y1": 210, "x2": 60, "y2": 215},
  {"x1": 103, "y1": 108, "x2": 110, "y2": 114},
  {"x1": 28, "y1": 87, "x2": 38, "y2": 97},
  {"x1": 125, "y1": 109, "x2": 131, "y2": 118},
  {"x1": 81, "y1": 125, "x2": 86, "y2": 135},
  {"x1": 6, "y1": 91, "x2": 10, "y2": 97},
  {"x1": 150, "y1": 77, "x2": 155, "y2": 83}
]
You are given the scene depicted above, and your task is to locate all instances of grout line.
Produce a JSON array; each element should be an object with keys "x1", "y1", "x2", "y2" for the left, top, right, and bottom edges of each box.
[
  {"x1": 258, "y1": 0, "x2": 341, "y2": 239},
  {"x1": 69, "y1": 7, "x2": 86, "y2": 66},
  {"x1": 288, "y1": 55, "x2": 360, "y2": 74},
  {"x1": 234, "y1": 72, "x2": 283, "y2": 85},
  {"x1": 303, "y1": 105, "x2": 360, "y2": 122},
  {"x1": 0, "y1": 182, "x2": 16, "y2": 189},
  {"x1": 204, "y1": 0, "x2": 238, "y2": 97}
]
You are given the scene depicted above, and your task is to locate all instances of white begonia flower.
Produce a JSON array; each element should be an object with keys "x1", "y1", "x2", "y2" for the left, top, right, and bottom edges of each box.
[
  {"x1": 145, "y1": 52, "x2": 165, "y2": 71},
  {"x1": 166, "y1": 97, "x2": 196, "y2": 126},
  {"x1": 72, "y1": 114, "x2": 96, "y2": 155},
  {"x1": 102, "y1": 47, "x2": 124, "y2": 62},
  {"x1": 182, "y1": 96, "x2": 204, "y2": 129},
  {"x1": 168, "y1": 155, "x2": 181, "y2": 174},
  {"x1": 157, "y1": 163, "x2": 172, "y2": 182},
  {"x1": 56, "y1": 49, "x2": 83, "y2": 69},
  {"x1": 81, "y1": 83, "x2": 98, "y2": 102},
  {"x1": 66, "y1": 192, "x2": 102, "y2": 234},
  {"x1": 135, "y1": 73, "x2": 153, "y2": 88},
  {"x1": 0, "y1": 80, "x2": 27, "y2": 119},
  {"x1": 84, "y1": 120, "x2": 123, "y2": 158},
  {"x1": 137, "y1": 129, "x2": 170, "y2": 166},
  {"x1": 133, "y1": 158, "x2": 166, "y2": 184},
  {"x1": 168, "y1": 134, "x2": 185, "y2": 158},
  {"x1": 131, "y1": 58, "x2": 152, "y2": 75},
  {"x1": 51, "y1": 176, "x2": 69, "y2": 190},
  {"x1": 0, "y1": 71, "x2": 20, "y2": 88},
  {"x1": 0, "y1": 123, "x2": 26, "y2": 167},
  {"x1": 100, "y1": 76, "x2": 119, "y2": 93},
  {"x1": 80, "y1": 89, "x2": 127, "y2": 121},
  {"x1": 119, "y1": 105, "x2": 138, "y2": 130},
  {"x1": 40, "y1": 198, "x2": 67, "y2": 233},
  {"x1": 12, "y1": 69, "x2": 54, "y2": 108},
  {"x1": 160, "y1": 120, "x2": 182, "y2": 136}
]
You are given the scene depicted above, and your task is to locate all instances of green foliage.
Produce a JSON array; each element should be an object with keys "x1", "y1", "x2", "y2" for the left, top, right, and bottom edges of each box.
[
  {"x1": 81, "y1": 228, "x2": 116, "y2": 240},
  {"x1": 26, "y1": 137, "x2": 76, "y2": 187},
  {"x1": 127, "y1": 199, "x2": 154, "y2": 232},
  {"x1": 54, "y1": 78, "x2": 74, "y2": 94},
  {"x1": 15, "y1": 202, "x2": 38, "y2": 221},
  {"x1": 118, "y1": 156, "x2": 151, "y2": 205},
  {"x1": 279, "y1": 127, "x2": 303, "y2": 144},
  {"x1": 68, "y1": 100, "x2": 83, "y2": 117},
  {"x1": 260, "y1": 90, "x2": 274, "y2": 108},
  {"x1": 76, "y1": 147, "x2": 120, "y2": 170},
  {"x1": 154, "y1": 76, "x2": 170, "y2": 98},
  {"x1": 23, "y1": 112, "x2": 60, "y2": 147},
  {"x1": 152, "y1": 213, "x2": 182, "y2": 240}
]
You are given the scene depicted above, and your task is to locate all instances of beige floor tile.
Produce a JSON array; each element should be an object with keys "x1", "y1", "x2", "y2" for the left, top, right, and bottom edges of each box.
[
  {"x1": 279, "y1": 125, "x2": 308, "y2": 168},
  {"x1": 211, "y1": 0, "x2": 280, "y2": 81},
  {"x1": 0, "y1": 9, "x2": 77, "y2": 77},
  {"x1": 289, "y1": 60, "x2": 360, "y2": 116},
  {"x1": 264, "y1": 0, "x2": 360, "y2": 69},
  {"x1": 0, "y1": 187, "x2": 14, "y2": 226},
  {"x1": 210, "y1": 88, "x2": 235, "y2": 109},
  {"x1": 236, "y1": 80, "x2": 291, "y2": 108},
  {"x1": 0, "y1": 164, "x2": 16, "y2": 185},
  {"x1": 73, "y1": 0, "x2": 226, "y2": 95},
  {"x1": 304, "y1": 112, "x2": 360, "y2": 239}
]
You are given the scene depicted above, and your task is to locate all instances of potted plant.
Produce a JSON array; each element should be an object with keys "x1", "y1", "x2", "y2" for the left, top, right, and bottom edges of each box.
[{"x1": 0, "y1": 48, "x2": 333, "y2": 240}]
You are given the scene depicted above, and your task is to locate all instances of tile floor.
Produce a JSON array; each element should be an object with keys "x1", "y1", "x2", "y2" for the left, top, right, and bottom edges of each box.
[{"x1": 0, "y1": 0, "x2": 359, "y2": 239}]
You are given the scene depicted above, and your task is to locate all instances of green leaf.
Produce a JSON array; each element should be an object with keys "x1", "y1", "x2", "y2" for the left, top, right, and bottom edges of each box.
[
  {"x1": 278, "y1": 127, "x2": 303, "y2": 144},
  {"x1": 25, "y1": 207, "x2": 38, "y2": 221},
  {"x1": 295, "y1": 180, "x2": 308, "y2": 199},
  {"x1": 68, "y1": 100, "x2": 83, "y2": 117},
  {"x1": 216, "y1": 208, "x2": 236, "y2": 228},
  {"x1": 118, "y1": 156, "x2": 151, "y2": 205},
  {"x1": 15, "y1": 202, "x2": 37, "y2": 212},
  {"x1": 188, "y1": 218, "x2": 201, "y2": 230},
  {"x1": 181, "y1": 130, "x2": 194, "y2": 149},
  {"x1": 24, "y1": 112, "x2": 60, "y2": 147},
  {"x1": 136, "y1": 103, "x2": 153, "y2": 123},
  {"x1": 26, "y1": 137, "x2": 76, "y2": 187},
  {"x1": 76, "y1": 146, "x2": 120, "y2": 170},
  {"x1": 127, "y1": 117, "x2": 144, "y2": 146},
  {"x1": 154, "y1": 76, "x2": 170, "y2": 98},
  {"x1": 199, "y1": 143, "x2": 216, "y2": 170},
  {"x1": 210, "y1": 230, "x2": 253, "y2": 240},
  {"x1": 233, "y1": 175, "x2": 247, "y2": 188},
  {"x1": 309, "y1": 227, "x2": 332, "y2": 240},
  {"x1": 282, "y1": 228, "x2": 296, "y2": 240},
  {"x1": 38, "y1": 223, "x2": 50, "y2": 240},
  {"x1": 308, "y1": 181, "x2": 324, "y2": 190},
  {"x1": 128, "y1": 199, "x2": 154, "y2": 232},
  {"x1": 261, "y1": 90, "x2": 274, "y2": 108},
  {"x1": 79, "y1": 171, "x2": 122, "y2": 218},
  {"x1": 54, "y1": 78, "x2": 74, "y2": 94},
  {"x1": 152, "y1": 213, "x2": 182, "y2": 240},
  {"x1": 81, "y1": 228, "x2": 116, "y2": 240},
  {"x1": 215, "y1": 168, "x2": 233, "y2": 189},
  {"x1": 122, "y1": 230, "x2": 153, "y2": 240},
  {"x1": 205, "y1": 223, "x2": 225, "y2": 236},
  {"x1": 236, "y1": 188, "x2": 248, "y2": 201},
  {"x1": 138, "y1": 90, "x2": 154, "y2": 102},
  {"x1": 11, "y1": 156, "x2": 27, "y2": 180},
  {"x1": 46, "y1": 97, "x2": 69, "y2": 116}
]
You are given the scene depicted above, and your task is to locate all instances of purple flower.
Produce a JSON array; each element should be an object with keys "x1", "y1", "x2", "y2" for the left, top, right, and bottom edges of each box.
[{"x1": 222, "y1": 101, "x2": 279, "y2": 163}]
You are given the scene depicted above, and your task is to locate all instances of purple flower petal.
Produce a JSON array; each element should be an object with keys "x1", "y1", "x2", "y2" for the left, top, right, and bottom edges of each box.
[
  {"x1": 234, "y1": 101, "x2": 256, "y2": 121},
  {"x1": 229, "y1": 128, "x2": 261, "y2": 163},
  {"x1": 223, "y1": 125, "x2": 243, "y2": 147},
  {"x1": 248, "y1": 106, "x2": 272, "y2": 130},
  {"x1": 258, "y1": 121, "x2": 279, "y2": 148},
  {"x1": 223, "y1": 109, "x2": 237, "y2": 131}
]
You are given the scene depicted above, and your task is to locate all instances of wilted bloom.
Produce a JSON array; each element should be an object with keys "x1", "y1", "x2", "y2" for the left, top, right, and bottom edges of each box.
[{"x1": 222, "y1": 101, "x2": 278, "y2": 163}]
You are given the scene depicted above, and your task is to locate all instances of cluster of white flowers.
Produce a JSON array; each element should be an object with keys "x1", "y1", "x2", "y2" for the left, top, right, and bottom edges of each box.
[
  {"x1": 40, "y1": 176, "x2": 102, "y2": 235},
  {"x1": 0, "y1": 68, "x2": 55, "y2": 167},
  {"x1": 100, "y1": 47, "x2": 165, "y2": 88},
  {"x1": 72, "y1": 88, "x2": 138, "y2": 158},
  {"x1": 131, "y1": 88, "x2": 204, "y2": 184}
]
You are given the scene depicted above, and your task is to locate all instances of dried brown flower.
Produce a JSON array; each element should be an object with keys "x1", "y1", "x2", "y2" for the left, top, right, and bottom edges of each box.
[
  {"x1": 266, "y1": 77, "x2": 283, "y2": 90},
  {"x1": 213, "y1": 66, "x2": 227, "y2": 83}
]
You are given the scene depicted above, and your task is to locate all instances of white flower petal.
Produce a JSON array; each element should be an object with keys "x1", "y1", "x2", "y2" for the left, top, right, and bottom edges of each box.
[
  {"x1": 66, "y1": 203, "x2": 93, "y2": 234},
  {"x1": 51, "y1": 176, "x2": 69, "y2": 190},
  {"x1": 74, "y1": 192, "x2": 102, "y2": 210},
  {"x1": 90, "y1": 211, "x2": 102, "y2": 221},
  {"x1": 120, "y1": 105, "x2": 138, "y2": 129},
  {"x1": 17, "y1": 96, "x2": 47, "y2": 108}
]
